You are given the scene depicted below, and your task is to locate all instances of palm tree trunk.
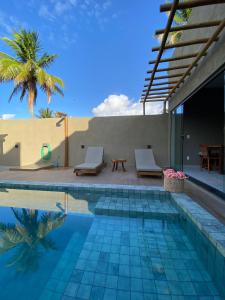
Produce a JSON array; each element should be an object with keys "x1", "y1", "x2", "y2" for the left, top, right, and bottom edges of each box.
[{"x1": 28, "y1": 81, "x2": 37, "y2": 115}]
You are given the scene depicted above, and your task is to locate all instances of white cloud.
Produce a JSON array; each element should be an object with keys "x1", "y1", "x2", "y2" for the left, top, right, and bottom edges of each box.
[
  {"x1": 39, "y1": 0, "x2": 78, "y2": 19},
  {"x1": 37, "y1": 0, "x2": 116, "y2": 47},
  {"x1": 92, "y1": 94, "x2": 163, "y2": 117},
  {"x1": 0, "y1": 114, "x2": 16, "y2": 120},
  {"x1": 0, "y1": 10, "x2": 27, "y2": 34},
  {"x1": 54, "y1": 0, "x2": 77, "y2": 16},
  {"x1": 38, "y1": 0, "x2": 112, "y2": 24},
  {"x1": 39, "y1": 5, "x2": 55, "y2": 21}
]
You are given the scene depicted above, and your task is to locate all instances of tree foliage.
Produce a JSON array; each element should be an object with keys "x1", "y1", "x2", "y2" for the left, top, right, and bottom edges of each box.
[{"x1": 0, "y1": 30, "x2": 64, "y2": 113}]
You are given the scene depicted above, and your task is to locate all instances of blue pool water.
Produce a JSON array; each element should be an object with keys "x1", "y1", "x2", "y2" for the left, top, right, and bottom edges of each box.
[
  {"x1": 0, "y1": 186, "x2": 224, "y2": 300},
  {"x1": 0, "y1": 207, "x2": 92, "y2": 300}
]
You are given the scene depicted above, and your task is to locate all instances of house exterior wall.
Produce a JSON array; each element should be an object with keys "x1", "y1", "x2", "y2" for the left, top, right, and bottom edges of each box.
[
  {"x1": 0, "y1": 115, "x2": 169, "y2": 167},
  {"x1": 168, "y1": 4, "x2": 225, "y2": 111}
]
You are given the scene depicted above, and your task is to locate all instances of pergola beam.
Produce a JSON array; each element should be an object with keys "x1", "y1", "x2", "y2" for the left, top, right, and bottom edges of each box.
[
  {"x1": 160, "y1": 0, "x2": 225, "y2": 12},
  {"x1": 166, "y1": 18, "x2": 225, "y2": 100},
  {"x1": 155, "y1": 20, "x2": 221, "y2": 35},
  {"x1": 141, "y1": 0, "x2": 225, "y2": 111},
  {"x1": 152, "y1": 38, "x2": 218, "y2": 51},
  {"x1": 145, "y1": 73, "x2": 184, "y2": 81},
  {"x1": 149, "y1": 53, "x2": 199, "y2": 64},
  {"x1": 142, "y1": 92, "x2": 169, "y2": 96},
  {"x1": 142, "y1": 94, "x2": 169, "y2": 97},
  {"x1": 143, "y1": 86, "x2": 175, "y2": 92},
  {"x1": 147, "y1": 64, "x2": 189, "y2": 73},
  {"x1": 141, "y1": 96, "x2": 167, "y2": 100},
  {"x1": 142, "y1": 0, "x2": 179, "y2": 109},
  {"x1": 141, "y1": 99, "x2": 166, "y2": 103},
  {"x1": 144, "y1": 81, "x2": 178, "y2": 87}
]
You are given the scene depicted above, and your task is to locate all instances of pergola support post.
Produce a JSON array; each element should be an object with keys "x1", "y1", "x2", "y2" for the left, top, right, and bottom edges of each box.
[
  {"x1": 143, "y1": 102, "x2": 146, "y2": 115},
  {"x1": 163, "y1": 101, "x2": 167, "y2": 114}
]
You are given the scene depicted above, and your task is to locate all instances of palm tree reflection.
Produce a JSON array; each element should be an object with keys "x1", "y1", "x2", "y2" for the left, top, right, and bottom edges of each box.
[{"x1": 0, "y1": 208, "x2": 66, "y2": 273}]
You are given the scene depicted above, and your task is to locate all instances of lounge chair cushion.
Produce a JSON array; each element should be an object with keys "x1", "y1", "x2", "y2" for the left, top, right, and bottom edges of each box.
[
  {"x1": 135, "y1": 149, "x2": 162, "y2": 172},
  {"x1": 74, "y1": 147, "x2": 104, "y2": 170},
  {"x1": 85, "y1": 147, "x2": 104, "y2": 164},
  {"x1": 136, "y1": 164, "x2": 162, "y2": 172},
  {"x1": 75, "y1": 162, "x2": 102, "y2": 170}
]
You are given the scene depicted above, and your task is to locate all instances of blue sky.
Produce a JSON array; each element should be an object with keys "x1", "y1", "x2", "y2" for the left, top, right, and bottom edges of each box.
[{"x1": 0, "y1": 0, "x2": 167, "y2": 119}]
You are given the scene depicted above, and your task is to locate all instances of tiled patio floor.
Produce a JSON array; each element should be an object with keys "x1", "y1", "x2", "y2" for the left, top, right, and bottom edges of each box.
[
  {"x1": 0, "y1": 166, "x2": 162, "y2": 186},
  {"x1": 184, "y1": 165, "x2": 225, "y2": 192}
]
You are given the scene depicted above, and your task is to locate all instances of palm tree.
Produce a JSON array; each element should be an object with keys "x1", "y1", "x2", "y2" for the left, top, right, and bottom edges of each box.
[
  {"x1": 0, "y1": 30, "x2": 64, "y2": 114},
  {"x1": 156, "y1": 0, "x2": 192, "y2": 44},
  {"x1": 55, "y1": 111, "x2": 67, "y2": 118},
  {"x1": 38, "y1": 108, "x2": 54, "y2": 118},
  {"x1": 0, "y1": 208, "x2": 65, "y2": 273}
]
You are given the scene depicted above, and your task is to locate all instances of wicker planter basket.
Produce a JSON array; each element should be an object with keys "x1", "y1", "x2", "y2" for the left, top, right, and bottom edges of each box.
[{"x1": 164, "y1": 177, "x2": 184, "y2": 193}]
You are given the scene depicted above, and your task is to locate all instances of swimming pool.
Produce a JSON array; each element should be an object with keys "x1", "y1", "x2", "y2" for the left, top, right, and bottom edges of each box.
[{"x1": 0, "y1": 183, "x2": 224, "y2": 300}]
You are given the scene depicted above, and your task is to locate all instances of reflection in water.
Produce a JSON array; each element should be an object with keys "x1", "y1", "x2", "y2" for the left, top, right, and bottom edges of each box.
[{"x1": 0, "y1": 208, "x2": 65, "y2": 273}]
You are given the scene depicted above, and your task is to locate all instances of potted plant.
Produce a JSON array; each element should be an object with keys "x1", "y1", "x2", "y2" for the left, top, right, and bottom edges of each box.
[{"x1": 163, "y1": 168, "x2": 187, "y2": 193}]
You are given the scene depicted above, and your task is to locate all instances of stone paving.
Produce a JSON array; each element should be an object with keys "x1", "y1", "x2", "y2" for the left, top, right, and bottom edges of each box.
[{"x1": 0, "y1": 166, "x2": 162, "y2": 187}]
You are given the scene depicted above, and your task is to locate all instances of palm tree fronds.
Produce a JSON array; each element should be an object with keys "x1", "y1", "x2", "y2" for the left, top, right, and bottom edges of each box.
[
  {"x1": 54, "y1": 85, "x2": 64, "y2": 97},
  {"x1": 8, "y1": 84, "x2": 22, "y2": 102},
  {"x1": 38, "y1": 53, "x2": 57, "y2": 68},
  {"x1": 5, "y1": 247, "x2": 27, "y2": 268},
  {"x1": 13, "y1": 30, "x2": 41, "y2": 61},
  {"x1": 40, "y1": 237, "x2": 57, "y2": 250},
  {"x1": 14, "y1": 62, "x2": 32, "y2": 84},
  {"x1": 0, "y1": 59, "x2": 22, "y2": 81},
  {"x1": 37, "y1": 108, "x2": 54, "y2": 118},
  {"x1": 0, "y1": 51, "x2": 17, "y2": 61},
  {"x1": 2, "y1": 37, "x2": 23, "y2": 58},
  {"x1": 49, "y1": 74, "x2": 64, "y2": 88},
  {"x1": 0, "y1": 29, "x2": 64, "y2": 112},
  {"x1": 160, "y1": 0, "x2": 192, "y2": 45},
  {"x1": 42, "y1": 84, "x2": 52, "y2": 104},
  {"x1": 19, "y1": 83, "x2": 28, "y2": 101},
  {"x1": 0, "y1": 208, "x2": 65, "y2": 273}
]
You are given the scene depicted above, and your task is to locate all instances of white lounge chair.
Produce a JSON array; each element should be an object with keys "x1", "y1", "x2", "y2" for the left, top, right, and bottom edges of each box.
[
  {"x1": 135, "y1": 149, "x2": 162, "y2": 177},
  {"x1": 74, "y1": 147, "x2": 104, "y2": 176}
]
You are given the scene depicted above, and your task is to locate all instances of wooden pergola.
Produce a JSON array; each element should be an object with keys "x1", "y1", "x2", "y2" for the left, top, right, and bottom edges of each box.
[{"x1": 141, "y1": 0, "x2": 225, "y2": 115}]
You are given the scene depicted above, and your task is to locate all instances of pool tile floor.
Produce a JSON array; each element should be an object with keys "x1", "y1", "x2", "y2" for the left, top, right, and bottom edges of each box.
[{"x1": 59, "y1": 216, "x2": 221, "y2": 300}]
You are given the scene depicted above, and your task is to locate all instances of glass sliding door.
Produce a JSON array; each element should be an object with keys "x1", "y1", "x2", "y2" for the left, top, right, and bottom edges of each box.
[
  {"x1": 170, "y1": 104, "x2": 184, "y2": 170},
  {"x1": 223, "y1": 70, "x2": 225, "y2": 192}
]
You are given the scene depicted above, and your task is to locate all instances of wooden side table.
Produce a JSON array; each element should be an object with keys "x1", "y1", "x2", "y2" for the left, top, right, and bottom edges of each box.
[{"x1": 112, "y1": 159, "x2": 127, "y2": 172}]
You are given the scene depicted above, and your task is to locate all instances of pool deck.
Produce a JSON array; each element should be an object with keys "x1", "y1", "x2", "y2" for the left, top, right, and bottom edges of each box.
[
  {"x1": 0, "y1": 166, "x2": 225, "y2": 225},
  {"x1": 0, "y1": 166, "x2": 162, "y2": 186}
]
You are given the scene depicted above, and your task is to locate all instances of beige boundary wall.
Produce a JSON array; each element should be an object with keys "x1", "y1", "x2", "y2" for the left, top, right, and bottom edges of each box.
[{"x1": 0, "y1": 115, "x2": 168, "y2": 168}]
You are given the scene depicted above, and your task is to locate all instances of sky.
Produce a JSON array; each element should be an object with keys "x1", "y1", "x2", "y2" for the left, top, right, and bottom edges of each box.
[{"x1": 0, "y1": 0, "x2": 167, "y2": 119}]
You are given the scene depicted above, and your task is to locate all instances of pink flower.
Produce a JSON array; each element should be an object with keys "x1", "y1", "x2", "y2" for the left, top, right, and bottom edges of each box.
[
  {"x1": 168, "y1": 173, "x2": 178, "y2": 178},
  {"x1": 163, "y1": 168, "x2": 187, "y2": 179},
  {"x1": 177, "y1": 171, "x2": 186, "y2": 179},
  {"x1": 163, "y1": 168, "x2": 175, "y2": 176}
]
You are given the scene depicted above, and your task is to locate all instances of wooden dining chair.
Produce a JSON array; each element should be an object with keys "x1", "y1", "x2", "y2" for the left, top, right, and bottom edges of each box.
[
  {"x1": 207, "y1": 145, "x2": 223, "y2": 172},
  {"x1": 199, "y1": 144, "x2": 223, "y2": 172},
  {"x1": 199, "y1": 144, "x2": 209, "y2": 170}
]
